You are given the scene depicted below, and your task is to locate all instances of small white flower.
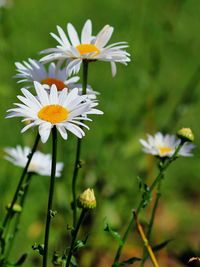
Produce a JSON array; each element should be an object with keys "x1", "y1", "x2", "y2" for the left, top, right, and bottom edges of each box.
[
  {"x1": 15, "y1": 59, "x2": 98, "y2": 100},
  {"x1": 6, "y1": 82, "x2": 103, "y2": 143},
  {"x1": 40, "y1": 19, "x2": 130, "y2": 77},
  {"x1": 140, "y1": 132, "x2": 195, "y2": 157},
  {"x1": 4, "y1": 146, "x2": 63, "y2": 177}
]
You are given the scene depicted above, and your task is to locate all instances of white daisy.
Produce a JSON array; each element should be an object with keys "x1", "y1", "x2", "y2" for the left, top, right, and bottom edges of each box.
[
  {"x1": 6, "y1": 82, "x2": 103, "y2": 143},
  {"x1": 15, "y1": 59, "x2": 79, "y2": 90},
  {"x1": 4, "y1": 146, "x2": 63, "y2": 177},
  {"x1": 140, "y1": 132, "x2": 195, "y2": 158},
  {"x1": 15, "y1": 59, "x2": 99, "y2": 100},
  {"x1": 40, "y1": 19, "x2": 130, "y2": 77}
]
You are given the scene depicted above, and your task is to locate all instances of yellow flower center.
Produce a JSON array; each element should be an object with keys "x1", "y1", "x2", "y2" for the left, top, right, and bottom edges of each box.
[
  {"x1": 158, "y1": 146, "x2": 173, "y2": 155},
  {"x1": 41, "y1": 78, "x2": 66, "y2": 91},
  {"x1": 38, "y1": 105, "x2": 69, "y2": 124},
  {"x1": 76, "y1": 44, "x2": 100, "y2": 56}
]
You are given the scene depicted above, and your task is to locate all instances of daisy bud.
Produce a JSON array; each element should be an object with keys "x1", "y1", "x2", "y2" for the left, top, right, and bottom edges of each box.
[
  {"x1": 78, "y1": 188, "x2": 96, "y2": 210},
  {"x1": 177, "y1": 128, "x2": 194, "y2": 142},
  {"x1": 6, "y1": 203, "x2": 22, "y2": 213}
]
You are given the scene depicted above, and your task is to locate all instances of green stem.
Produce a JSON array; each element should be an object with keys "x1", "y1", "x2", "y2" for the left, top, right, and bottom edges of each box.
[
  {"x1": 43, "y1": 127, "x2": 57, "y2": 267},
  {"x1": 71, "y1": 60, "x2": 88, "y2": 228},
  {"x1": 0, "y1": 133, "x2": 40, "y2": 253},
  {"x1": 112, "y1": 142, "x2": 183, "y2": 266},
  {"x1": 65, "y1": 209, "x2": 86, "y2": 267},
  {"x1": 4, "y1": 172, "x2": 34, "y2": 261},
  {"x1": 140, "y1": 181, "x2": 162, "y2": 267}
]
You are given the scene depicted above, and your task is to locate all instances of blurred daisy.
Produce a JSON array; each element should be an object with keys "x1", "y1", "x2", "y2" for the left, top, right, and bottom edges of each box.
[
  {"x1": 6, "y1": 82, "x2": 103, "y2": 143},
  {"x1": 40, "y1": 19, "x2": 130, "y2": 76},
  {"x1": 4, "y1": 146, "x2": 63, "y2": 177},
  {"x1": 15, "y1": 59, "x2": 79, "y2": 91},
  {"x1": 15, "y1": 59, "x2": 98, "y2": 99},
  {"x1": 0, "y1": 0, "x2": 12, "y2": 8},
  {"x1": 140, "y1": 132, "x2": 195, "y2": 158}
]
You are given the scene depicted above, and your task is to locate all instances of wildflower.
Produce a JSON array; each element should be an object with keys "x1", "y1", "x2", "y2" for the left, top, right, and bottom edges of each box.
[
  {"x1": 15, "y1": 59, "x2": 79, "y2": 90},
  {"x1": 15, "y1": 59, "x2": 99, "y2": 99},
  {"x1": 140, "y1": 132, "x2": 195, "y2": 158},
  {"x1": 6, "y1": 82, "x2": 102, "y2": 143},
  {"x1": 78, "y1": 188, "x2": 96, "y2": 209},
  {"x1": 40, "y1": 19, "x2": 130, "y2": 76},
  {"x1": 4, "y1": 145, "x2": 63, "y2": 177},
  {"x1": 177, "y1": 128, "x2": 194, "y2": 143}
]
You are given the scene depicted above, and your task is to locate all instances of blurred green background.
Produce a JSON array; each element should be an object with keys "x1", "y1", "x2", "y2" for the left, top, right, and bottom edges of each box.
[{"x1": 0, "y1": 0, "x2": 200, "y2": 266}]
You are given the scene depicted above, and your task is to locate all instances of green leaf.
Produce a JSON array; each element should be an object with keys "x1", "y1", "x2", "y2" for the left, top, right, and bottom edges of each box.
[
  {"x1": 153, "y1": 239, "x2": 173, "y2": 252},
  {"x1": 113, "y1": 257, "x2": 141, "y2": 266},
  {"x1": 5, "y1": 253, "x2": 28, "y2": 266},
  {"x1": 71, "y1": 256, "x2": 78, "y2": 267},
  {"x1": 104, "y1": 223, "x2": 124, "y2": 246},
  {"x1": 14, "y1": 254, "x2": 28, "y2": 266},
  {"x1": 73, "y1": 240, "x2": 86, "y2": 253}
]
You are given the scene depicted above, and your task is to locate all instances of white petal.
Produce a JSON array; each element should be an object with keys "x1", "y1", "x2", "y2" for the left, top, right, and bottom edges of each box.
[
  {"x1": 57, "y1": 125, "x2": 68, "y2": 140},
  {"x1": 95, "y1": 25, "x2": 114, "y2": 48},
  {"x1": 67, "y1": 23, "x2": 80, "y2": 46},
  {"x1": 39, "y1": 123, "x2": 52, "y2": 143},
  {"x1": 81, "y1": 19, "x2": 92, "y2": 43},
  {"x1": 111, "y1": 62, "x2": 117, "y2": 77}
]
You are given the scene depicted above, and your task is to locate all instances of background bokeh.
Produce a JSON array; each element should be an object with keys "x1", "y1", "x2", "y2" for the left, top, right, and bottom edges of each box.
[{"x1": 0, "y1": 0, "x2": 200, "y2": 266}]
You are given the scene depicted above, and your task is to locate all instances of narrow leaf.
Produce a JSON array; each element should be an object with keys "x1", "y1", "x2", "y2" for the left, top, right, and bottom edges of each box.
[
  {"x1": 113, "y1": 257, "x2": 141, "y2": 266},
  {"x1": 153, "y1": 239, "x2": 173, "y2": 252},
  {"x1": 104, "y1": 223, "x2": 124, "y2": 246},
  {"x1": 15, "y1": 253, "x2": 28, "y2": 266}
]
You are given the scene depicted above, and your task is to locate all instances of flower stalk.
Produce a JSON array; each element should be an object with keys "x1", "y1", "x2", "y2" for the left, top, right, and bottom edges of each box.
[
  {"x1": 140, "y1": 180, "x2": 162, "y2": 267},
  {"x1": 133, "y1": 211, "x2": 160, "y2": 267},
  {"x1": 43, "y1": 127, "x2": 57, "y2": 267},
  {"x1": 112, "y1": 142, "x2": 183, "y2": 266},
  {"x1": 71, "y1": 60, "x2": 89, "y2": 227},
  {"x1": 3, "y1": 172, "x2": 34, "y2": 261},
  {"x1": 0, "y1": 132, "x2": 40, "y2": 254},
  {"x1": 65, "y1": 209, "x2": 87, "y2": 267}
]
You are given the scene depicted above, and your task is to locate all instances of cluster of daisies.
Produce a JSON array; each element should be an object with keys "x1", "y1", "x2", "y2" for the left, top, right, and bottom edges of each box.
[
  {"x1": 4, "y1": 19, "x2": 195, "y2": 178},
  {"x1": 4, "y1": 19, "x2": 130, "y2": 176}
]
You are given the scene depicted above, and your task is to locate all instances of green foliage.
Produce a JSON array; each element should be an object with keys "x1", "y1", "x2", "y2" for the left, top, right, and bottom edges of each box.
[
  {"x1": 104, "y1": 223, "x2": 124, "y2": 246},
  {"x1": 113, "y1": 257, "x2": 141, "y2": 267}
]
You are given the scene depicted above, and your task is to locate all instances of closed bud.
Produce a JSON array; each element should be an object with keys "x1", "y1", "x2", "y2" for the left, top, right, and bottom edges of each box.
[
  {"x1": 177, "y1": 128, "x2": 194, "y2": 142},
  {"x1": 6, "y1": 203, "x2": 22, "y2": 213},
  {"x1": 78, "y1": 188, "x2": 96, "y2": 209}
]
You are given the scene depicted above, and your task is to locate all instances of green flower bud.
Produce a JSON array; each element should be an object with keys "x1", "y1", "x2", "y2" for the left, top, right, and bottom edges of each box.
[
  {"x1": 6, "y1": 203, "x2": 22, "y2": 213},
  {"x1": 177, "y1": 128, "x2": 194, "y2": 142},
  {"x1": 78, "y1": 188, "x2": 96, "y2": 209}
]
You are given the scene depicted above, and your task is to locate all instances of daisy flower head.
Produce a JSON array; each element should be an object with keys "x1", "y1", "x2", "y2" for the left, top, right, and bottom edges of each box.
[
  {"x1": 140, "y1": 132, "x2": 195, "y2": 158},
  {"x1": 15, "y1": 59, "x2": 80, "y2": 91},
  {"x1": 6, "y1": 82, "x2": 103, "y2": 143},
  {"x1": 40, "y1": 19, "x2": 130, "y2": 77},
  {"x1": 4, "y1": 146, "x2": 63, "y2": 177},
  {"x1": 15, "y1": 59, "x2": 99, "y2": 100}
]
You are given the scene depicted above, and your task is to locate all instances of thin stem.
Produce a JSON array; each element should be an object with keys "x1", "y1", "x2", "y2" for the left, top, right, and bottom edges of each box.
[
  {"x1": 65, "y1": 209, "x2": 86, "y2": 267},
  {"x1": 71, "y1": 60, "x2": 88, "y2": 227},
  {"x1": 4, "y1": 172, "x2": 34, "y2": 260},
  {"x1": 140, "y1": 181, "x2": 162, "y2": 267},
  {"x1": 43, "y1": 127, "x2": 57, "y2": 267},
  {"x1": 0, "y1": 133, "x2": 40, "y2": 251},
  {"x1": 133, "y1": 211, "x2": 160, "y2": 267},
  {"x1": 112, "y1": 143, "x2": 183, "y2": 266}
]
